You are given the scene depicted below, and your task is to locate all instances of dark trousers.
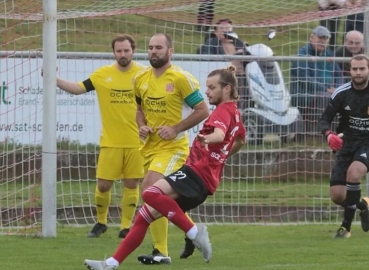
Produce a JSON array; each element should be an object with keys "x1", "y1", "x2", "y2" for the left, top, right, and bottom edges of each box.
[{"x1": 197, "y1": 0, "x2": 215, "y2": 32}]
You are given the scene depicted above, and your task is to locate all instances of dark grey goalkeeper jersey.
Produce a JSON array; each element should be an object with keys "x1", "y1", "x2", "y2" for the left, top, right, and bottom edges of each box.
[{"x1": 318, "y1": 81, "x2": 369, "y2": 143}]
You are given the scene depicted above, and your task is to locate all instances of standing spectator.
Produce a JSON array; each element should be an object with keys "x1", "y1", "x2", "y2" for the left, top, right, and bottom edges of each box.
[
  {"x1": 42, "y1": 35, "x2": 146, "y2": 239},
  {"x1": 335, "y1": 30, "x2": 364, "y2": 82},
  {"x1": 134, "y1": 33, "x2": 209, "y2": 264},
  {"x1": 290, "y1": 26, "x2": 343, "y2": 134},
  {"x1": 317, "y1": 0, "x2": 350, "y2": 52},
  {"x1": 84, "y1": 65, "x2": 246, "y2": 270},
  {"x1": 199, "y1": 19, "x2": 248, "y2": 109},
  {"x1": 197, "y1": 0, "x2": 216, "y2": 32}
]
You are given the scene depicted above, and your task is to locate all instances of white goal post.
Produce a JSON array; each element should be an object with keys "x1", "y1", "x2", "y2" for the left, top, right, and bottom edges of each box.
[{"x1": 42, "y1": 0, "x2": 57, "y2": 238}]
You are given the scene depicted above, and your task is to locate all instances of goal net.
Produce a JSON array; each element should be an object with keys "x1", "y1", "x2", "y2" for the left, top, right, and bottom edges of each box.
[{"x1": 1, "y1": 0, "x2": 368, "y2": 235}]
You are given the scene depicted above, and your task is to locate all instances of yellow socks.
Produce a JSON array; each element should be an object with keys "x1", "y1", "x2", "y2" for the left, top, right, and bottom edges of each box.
[
  {"x1": 95, "y1": 186, "x2": 111, "y2": 224},
  {"x1": 120, "y1": 186, "x2": 139, "y2": 230},
  {"x1": 148, "y1": 211, "x2": 195, "y2": 256},
  {"x1": 149, "y1": 217, "x2": 169, "y2": 256}
]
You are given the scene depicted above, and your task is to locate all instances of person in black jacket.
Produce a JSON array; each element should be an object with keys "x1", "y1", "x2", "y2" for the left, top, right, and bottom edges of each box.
[
  {"x1": 335, "y1": 30, "x2": 364, "y2": 82},
  {"x1": 199, "y1": 19, "x2": 248, "y2": 109},
  {"x1": 318, "y1": 54, "x2": 369, "y2": 239}
]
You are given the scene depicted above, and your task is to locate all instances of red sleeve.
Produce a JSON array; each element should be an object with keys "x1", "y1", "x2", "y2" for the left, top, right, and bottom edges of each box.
[
  {"x1": 238, "y1": 121, "x2": 246, "y2": 139},
  {"x1": 207, "y1": 106, "x2": 232, "y2": 134}
]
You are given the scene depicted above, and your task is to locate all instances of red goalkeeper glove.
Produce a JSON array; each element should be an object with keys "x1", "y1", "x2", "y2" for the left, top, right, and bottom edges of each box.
[{"x1": 325, "y1": 131, "x2": 343, "y2": 151}]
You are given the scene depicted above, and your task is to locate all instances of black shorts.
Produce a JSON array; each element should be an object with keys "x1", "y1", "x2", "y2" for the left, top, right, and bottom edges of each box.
[
  {"x1": 330, "y1": 143, "x2": 369, "y2": 186},
  {"x1": 164, "y1": 165, "x2": 209, "y2": 212}
]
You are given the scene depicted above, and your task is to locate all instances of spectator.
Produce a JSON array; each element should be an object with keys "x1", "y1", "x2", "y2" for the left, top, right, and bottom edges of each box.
[
  {"x1": 290, "y1": 25, "x2": 343, "y2": 134},
  {"x1": 317, "y1": 0, "x2": 350, "y2": 52},
  {"x1": 199, "y1": 19, "x2": 244, "y2": 55},
  {"x1": 335, "y1": 30, "x2": 364, "y2": 82},
  {"x1": 199, "y1": 19, "x2": 248, "y2": 109}
]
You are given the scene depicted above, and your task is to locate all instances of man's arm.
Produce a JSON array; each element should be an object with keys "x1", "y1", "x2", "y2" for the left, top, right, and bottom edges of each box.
[
  {"x1": 173, "y1": 101, "x2": 209, "y2": 133},
  {"x1": 136, "y1": 104, "x2": 147, "y2": 128},
  {"x1": 42, "y1": 68, "x2": 87, "y2": 95},
  {"x1": 317, "y1": 101, "x2": 339, "y2": 135},
  {"x1": 229, "y1": 135, "x2": 246, "y2": 156},
  {"x1": 57, "y1": 78, "x2": 87, "y2": 95},
  {"x1": 199, "y1": 127, "x2": 225, "y2": 144}
]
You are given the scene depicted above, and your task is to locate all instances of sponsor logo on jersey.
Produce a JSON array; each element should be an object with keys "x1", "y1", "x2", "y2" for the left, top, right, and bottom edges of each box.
[
  {"x1": 166, "y1": 83, "x2": 174, "y2": 93},
  {"x1": 214, "y1": 120, "x2": 226, "y2": 129}
]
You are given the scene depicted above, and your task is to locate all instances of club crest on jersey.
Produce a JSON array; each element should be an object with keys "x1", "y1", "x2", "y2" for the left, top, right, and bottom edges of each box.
[{"x1": 166, "y1": 83, "x2": 174, "y2": 93}]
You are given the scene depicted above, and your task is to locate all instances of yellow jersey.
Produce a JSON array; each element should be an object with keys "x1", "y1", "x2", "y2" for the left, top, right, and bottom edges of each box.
[
  {"x1": 134, "y1": 64, "x2": 204, "y2": 155},
  {"x1": 78, "y1": 62, "x2": 146, "y2": 148}
]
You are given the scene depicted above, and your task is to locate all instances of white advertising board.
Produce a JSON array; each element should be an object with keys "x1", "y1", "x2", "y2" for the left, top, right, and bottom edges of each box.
[{"x1": 0, "y1": 58, "x2": 230, "y2": 145}]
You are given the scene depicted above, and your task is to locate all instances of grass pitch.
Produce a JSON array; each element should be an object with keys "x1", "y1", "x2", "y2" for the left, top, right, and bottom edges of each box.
[{"x1": 1, "y1": 224, "x2": 368, "y2": 270}]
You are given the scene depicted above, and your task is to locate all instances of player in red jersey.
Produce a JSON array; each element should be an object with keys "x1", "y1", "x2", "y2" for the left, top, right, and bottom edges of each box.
[{"x1": 84, "y1": 65, "x2": 246, "y2": 270}]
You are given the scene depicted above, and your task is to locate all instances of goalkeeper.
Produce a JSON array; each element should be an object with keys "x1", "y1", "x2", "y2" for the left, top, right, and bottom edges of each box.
[
  {"x1": 318, "y1": 54, "x2": 369, "y2": 238},
  {"x1": 42, "y1": 34, "x2": 146, "y2": 239}
]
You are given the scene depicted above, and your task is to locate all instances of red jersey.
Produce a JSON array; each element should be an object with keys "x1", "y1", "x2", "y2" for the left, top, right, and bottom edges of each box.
[{"x1": 185, "y1": 102, "x2": 246, "y2": 194}]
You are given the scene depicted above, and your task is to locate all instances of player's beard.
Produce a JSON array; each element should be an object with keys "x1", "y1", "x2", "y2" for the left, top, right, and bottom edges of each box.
[
  {"x1": 117, "y1": 58, "x2": 131, "y2": 68},
  {"x1": 352, "y1": 74, "x2": 369, "y2": 88},
  {"x1": 149, "y1": 51, "x2": 170, "y2": 68}
]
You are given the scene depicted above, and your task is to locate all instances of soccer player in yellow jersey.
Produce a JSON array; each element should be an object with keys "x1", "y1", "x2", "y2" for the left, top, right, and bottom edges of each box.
[
  {"x1": 43, "y1": 35, "x2": 145, "y2": 239},
  {"x1": 135, "y1": 33, "x2": 209, "y2": 264}
]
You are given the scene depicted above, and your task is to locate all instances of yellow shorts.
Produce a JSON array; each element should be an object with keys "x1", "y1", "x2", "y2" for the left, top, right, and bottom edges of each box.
[
  {"x1": 96, "y1": 147, "x2": 144, "y2": 180},
  {"x1": 144, "y1": 150, "x2": 188, "y2": 176}
]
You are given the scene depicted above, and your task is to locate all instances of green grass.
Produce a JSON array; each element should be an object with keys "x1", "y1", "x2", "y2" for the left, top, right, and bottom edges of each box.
[
  {"x1": 1, "y1": 224, "x2": 369, "y2": 269},
  {"x1": 0, "y1": 176, "x2": 333, "y2": 208}
]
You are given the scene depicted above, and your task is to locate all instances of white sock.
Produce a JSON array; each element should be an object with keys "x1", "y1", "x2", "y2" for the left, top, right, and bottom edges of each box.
[
  {"x1": 106, "y1": 257, "x2": 119, "y2": 267},
  {"x1": 186, "y1": 225, "x2": 198, "y2": 240}
]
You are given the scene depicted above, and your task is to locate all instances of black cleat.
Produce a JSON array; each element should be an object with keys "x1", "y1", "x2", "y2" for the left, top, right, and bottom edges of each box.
[
  {"x1": 137, "y1": 248, "x2": 171, "y2": 264},
  {"x1": 180, "y1": 237, "x2": 195, "y2": 259},
  {"x1": 359, "y1": 197, "x2": 369, "y2": 232},
  {"x1": 117, "y1": 228, "x2": 130, "y2": 239},
  {"x1": 87, "y1": 222, "x2": 108, "y2": 238}
]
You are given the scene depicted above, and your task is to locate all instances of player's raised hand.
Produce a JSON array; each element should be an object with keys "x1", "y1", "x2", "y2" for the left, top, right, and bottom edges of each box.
[
  {"x1": 139, "y1": 125, "x2": 153, "y2": 140},
  {"x1": 157, "y1": 126, "x2": 177, "y2": 140},
  {"x1": 326, "y1": 131, "x2": 343, "y2": 151}
]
